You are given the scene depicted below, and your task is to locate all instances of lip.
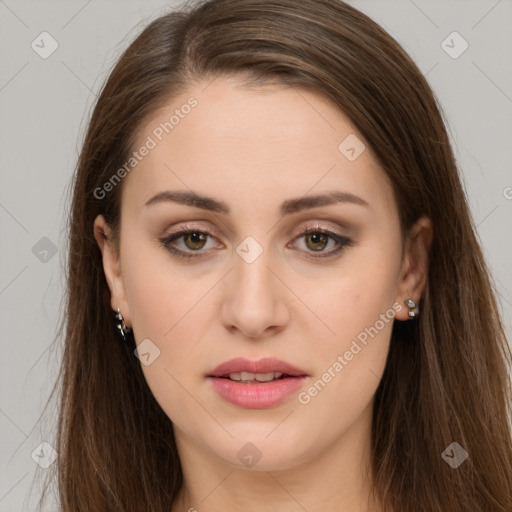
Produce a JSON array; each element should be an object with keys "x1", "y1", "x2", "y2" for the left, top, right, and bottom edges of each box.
[
  {"x1": 207, "y1": 357, "x2": 309, "y2": 409},
  {"x1": 208, "y1": 357, "x2": 308, "y2": 378}
]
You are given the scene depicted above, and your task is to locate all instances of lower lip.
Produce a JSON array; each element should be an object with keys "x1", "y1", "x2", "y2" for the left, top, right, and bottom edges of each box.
[{"x1": 208, "y1": 376, "x2": 307, "y2": 409}]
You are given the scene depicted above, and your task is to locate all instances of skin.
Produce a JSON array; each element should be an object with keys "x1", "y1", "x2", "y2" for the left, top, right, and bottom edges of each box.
[{"x1": 94, "y1": 75, "x2": 432, "y2": 512}]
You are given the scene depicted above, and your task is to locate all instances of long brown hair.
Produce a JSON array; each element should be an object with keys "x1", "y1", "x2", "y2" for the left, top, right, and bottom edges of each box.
[{"x1": 38, "y1": 0, "x2": 512, "y2": 510}]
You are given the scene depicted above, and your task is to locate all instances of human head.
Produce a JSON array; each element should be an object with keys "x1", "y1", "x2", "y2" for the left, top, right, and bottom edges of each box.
[{"x1": 50, "y1": 1, "x2": 512, "y2": 511}]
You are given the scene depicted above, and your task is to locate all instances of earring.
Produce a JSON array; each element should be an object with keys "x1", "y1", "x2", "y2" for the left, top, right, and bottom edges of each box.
[
  {"x1": 405, "y1": 299, "x2": 419, "y2": 319},
  {"x1": 115, "y1": 307, "x2": 131, "y2": 341}
]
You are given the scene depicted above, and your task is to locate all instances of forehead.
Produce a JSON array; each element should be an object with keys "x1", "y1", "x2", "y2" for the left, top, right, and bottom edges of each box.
[{"x1": 122, "y1": 76, "x2": 395, "y2": 217}]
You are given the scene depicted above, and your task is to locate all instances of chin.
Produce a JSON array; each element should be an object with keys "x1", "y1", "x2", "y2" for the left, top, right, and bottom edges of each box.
[{"x1": 206, "y1": 431, "x2": 313, "y2": 472}]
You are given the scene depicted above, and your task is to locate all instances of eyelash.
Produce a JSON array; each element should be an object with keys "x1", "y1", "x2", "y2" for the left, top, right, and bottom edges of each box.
[{"x1": 158, "y1": 225, "x2": 353, "y2": 260}]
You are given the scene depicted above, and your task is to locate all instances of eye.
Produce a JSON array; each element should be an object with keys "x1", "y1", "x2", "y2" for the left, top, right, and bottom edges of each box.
[
  {"x1": 159, "y1": 227, "x2": 221, "y2": 259},
  {"x1": 159, "y1": 224, "x2": 353, "y2": 260},
  {"x1": 290, "y1": 226, "x2": 353, "y2": 259}
]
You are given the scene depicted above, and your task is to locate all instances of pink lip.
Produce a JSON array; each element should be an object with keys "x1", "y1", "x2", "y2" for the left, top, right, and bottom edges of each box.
[
  {"x1": 208, "y1": 357, "x2": 308, "y2": 378},
  {"x1": 207, "y1": 357, "x2": 309, "y2": 409}
]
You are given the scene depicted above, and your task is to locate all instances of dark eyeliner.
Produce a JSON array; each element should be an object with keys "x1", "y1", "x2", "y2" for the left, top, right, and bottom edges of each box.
[
  {"x1": 158, "y1": 229, "x2": 214, "y2": 260},
  {"x1": 159, "y1": 226, "x2": 353, "y2": 260},
  {"x1": 292, "y1": 226, "x2": 353, "y2": 259}
]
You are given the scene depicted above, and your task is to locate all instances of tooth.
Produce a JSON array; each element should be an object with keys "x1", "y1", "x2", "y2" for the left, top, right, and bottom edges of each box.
[
  {"x1": 255, "y1": 372, "x2": 282, "y2": 382},
  {"x1": 227, "y1": 371, "x2": 285, "y2": 382},
  {"x1": 254, "y1": 372, "x2": 273, "y2": 382}
]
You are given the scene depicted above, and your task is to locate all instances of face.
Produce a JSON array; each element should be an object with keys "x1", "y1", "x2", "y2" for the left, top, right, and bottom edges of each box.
[{"x1": 94, "y1": 75, "x2": 430, "y2": 472}]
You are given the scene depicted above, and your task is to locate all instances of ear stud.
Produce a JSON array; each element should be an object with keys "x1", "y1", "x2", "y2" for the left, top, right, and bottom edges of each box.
[
  {"x1": 405, "y1": 299, "x2": 419, "y2": 319},
  {"x1": 115, "y1": 307, "x2": 131, "y2": 341}
]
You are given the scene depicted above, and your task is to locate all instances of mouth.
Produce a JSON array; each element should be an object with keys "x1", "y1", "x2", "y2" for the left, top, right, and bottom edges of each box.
[
  {"x1": 207, "y1": 357, "x2": 309, "y2": 409},
  {"x1": 215, "y1": 371, "x2": 293, "y2": 383},
  {"x1": 207, "y1": 356, "x2": 308, "y2": 379}
]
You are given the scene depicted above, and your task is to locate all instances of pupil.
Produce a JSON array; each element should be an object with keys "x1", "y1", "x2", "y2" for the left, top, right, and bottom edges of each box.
[
  {"x1": 307, "y1": 233, "x2": 327, "y2": 251},
  {"x1": 186, "y1": 232, "x2": 206, "y2": 250}
]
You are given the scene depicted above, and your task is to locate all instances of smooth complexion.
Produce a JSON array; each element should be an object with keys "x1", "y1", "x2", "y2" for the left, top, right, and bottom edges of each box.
[{"x1": 94, "y1": 76, "x2": 432, "y2": 512}]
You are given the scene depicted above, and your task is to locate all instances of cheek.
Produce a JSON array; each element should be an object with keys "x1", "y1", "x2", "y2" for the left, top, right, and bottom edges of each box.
[
  {"x1": 300, "y1": 243, "x2": 401, "y2": 346},
  {"x1": 302, "y1": 274, "x2": 396, "y2": 382},
  {"x1": 293, "y1": 242, "x2": 400, "y2": 405},
  {"x1": 294, "y1": 284, "x2": 396, "y2": 446},
  {"x1": 121, "y1": 236, "x2": 203, "y2": 339},
  {"x1": 119, "y1": 239, "x2": 217, "y2": 425}
]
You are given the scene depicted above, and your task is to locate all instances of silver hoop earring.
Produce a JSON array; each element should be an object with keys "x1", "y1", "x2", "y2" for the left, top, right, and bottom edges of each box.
[
  {"x1": 405, "y1": 299, "x2": 419, "y2": 319},
  {"x1": 115, "y1": 307, "x2": 131, "y2": 341}
]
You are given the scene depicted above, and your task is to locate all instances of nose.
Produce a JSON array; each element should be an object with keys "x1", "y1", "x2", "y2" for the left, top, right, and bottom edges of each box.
[{"x1": 220, "y1": 248, "x2": 290, "y2": 339}]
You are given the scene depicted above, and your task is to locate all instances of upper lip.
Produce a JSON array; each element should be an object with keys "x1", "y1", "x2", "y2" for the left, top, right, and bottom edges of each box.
[{"x1": 208, "y1": 357, "x2": 308, "y2": 378}]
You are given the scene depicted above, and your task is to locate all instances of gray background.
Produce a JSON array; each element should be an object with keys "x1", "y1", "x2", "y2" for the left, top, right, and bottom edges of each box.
[{"x1": 1, "y1": 0, "x2": 511, "y2": 510}]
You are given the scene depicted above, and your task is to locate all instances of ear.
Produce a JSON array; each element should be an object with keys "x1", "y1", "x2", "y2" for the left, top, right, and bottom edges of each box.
[
  {"x1": 394, "y1": 215, "x2": 433, "y2": 321},
  {"x1": 93, "y1": 214, "x2": 131, "y2": 328}
]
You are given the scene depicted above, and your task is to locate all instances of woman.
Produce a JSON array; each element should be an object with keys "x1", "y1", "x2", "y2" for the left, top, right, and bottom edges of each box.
[{"x1": 40, "y1": 0, "x2": 512, "y2": 510}]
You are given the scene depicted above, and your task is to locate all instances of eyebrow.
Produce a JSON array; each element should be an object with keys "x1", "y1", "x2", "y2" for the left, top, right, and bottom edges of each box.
[{"x1": 144, "y1": 190, "x2": 369, "y2": 215}]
